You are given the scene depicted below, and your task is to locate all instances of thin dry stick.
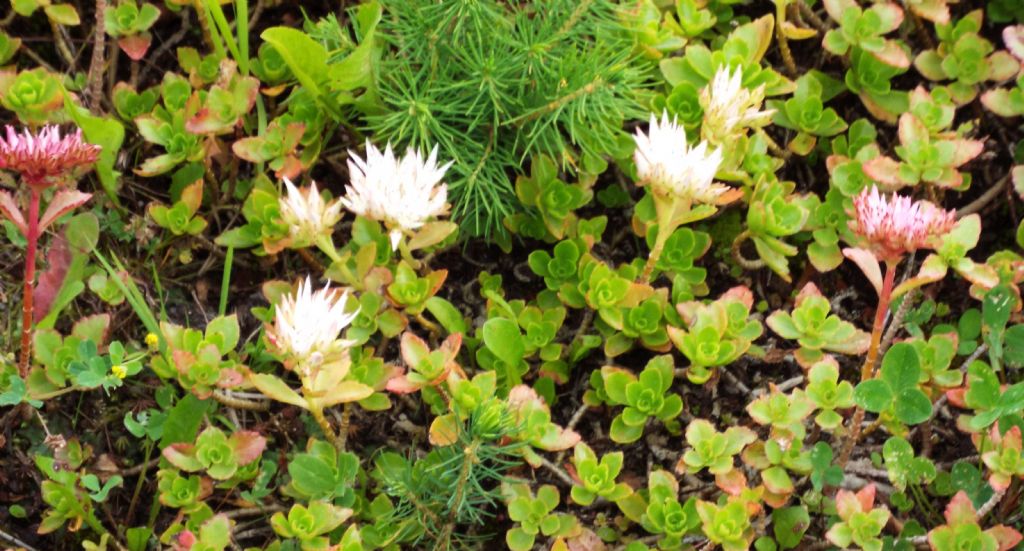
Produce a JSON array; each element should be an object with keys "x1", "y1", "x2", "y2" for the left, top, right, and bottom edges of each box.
[
  {"x1": 878, "y1": 289, "x2": 917, "y2": 359},
  {"x1": 0, "y1": 528, "x2": 39, "y2": 551},
  {"x1": 775, "y1": 11, "x2": 798, "y2": 76},
  {"x1": 732, "y1": 230, "x2": 767, "y2": 270},
  {"x1": 958, "y1": 174, "x2": 1010, "y2": 218},
  {"x1": 212, "y1": 390, "x2": 270, "y2": 411},
  {"x1": 797, "y1": 0, "x2": 828, "y2": 32},
  {"x1": 535, "y1": 454, "x2": 576, "y2": 487},
  {"x1": 554, "y1": 403, "x2": 590, "y2": 464},
  {"x1": 85, "y1": 0, "x2": 108, "y2": 111},
  {"x1": 223, "y1": 504, "x2": 287, "y2": 519},
  {"x1": 49, "y1": 18, "x2": 76, "y2": 66},
  {"x1": 977, "y1": 486, "x2": 1007, "y2": 518},
  {"x1": 310, "y1": 406, "x2": 341, "y2": 448},
  {"x1": 337, "y1": 403, "x2": 352, "y2": 451}
]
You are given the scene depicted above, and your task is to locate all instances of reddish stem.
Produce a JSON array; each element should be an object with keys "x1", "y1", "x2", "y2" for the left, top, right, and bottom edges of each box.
[
  {"x1": 840, "y1": 259, "x2": 900, "y2": 468},
  {"x1": 18, "y1": 188, "x2": 41, "y2": 378},
  {"x1": 860, "y1": 260, "x2": 899, "y2": 381}
]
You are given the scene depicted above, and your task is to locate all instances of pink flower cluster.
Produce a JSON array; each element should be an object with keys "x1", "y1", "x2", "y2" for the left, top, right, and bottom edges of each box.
[
  {"x1": 0, "y1": 125, "x2": 101, "y2": 188},
  {"x1": 850, "y1": 185, "x2": 956, "y2": 262}
]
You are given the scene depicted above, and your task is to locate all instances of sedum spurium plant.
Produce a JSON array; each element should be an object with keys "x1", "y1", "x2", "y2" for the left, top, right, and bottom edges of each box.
[
  {"x1": 601, "y1": 355, "x2": 683, "y2": 443},
  {"x1": 5, "y1": 1, "x2": 1024, "y2": 550},
  {"x1": 826, "y1": 484, "x2": 891, "y2": 551},
  {"x1": 249, "y1": 277, "x2": 372, "y2": 448},
  {"x1": 632, "y1": 111, "x2": 741, "y2": 282}
]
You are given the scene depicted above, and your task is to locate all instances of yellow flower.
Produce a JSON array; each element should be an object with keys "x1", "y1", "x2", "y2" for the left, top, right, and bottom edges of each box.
[
  {"x1": 111, "y1": 364, "x2": 127, "y2": 379},
  {"x1": 145, "y1": 332, "x2": 159, "y2": 350}
]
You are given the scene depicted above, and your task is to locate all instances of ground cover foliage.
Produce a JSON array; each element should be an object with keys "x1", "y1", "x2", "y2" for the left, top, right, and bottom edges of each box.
[{"x1": 2, "y1": 0, "x2": 1024, "y2": 550}]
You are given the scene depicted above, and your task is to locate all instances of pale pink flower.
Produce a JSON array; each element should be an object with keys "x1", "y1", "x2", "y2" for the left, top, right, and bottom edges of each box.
[
  {"x1": 850, "y1": 185, "x2": 956, "y2": 262},
  {"x1": 342, "y1": 141, "x2": 452, "y2": 250},
  {"x1": 633, "y1": 112, "x2": 733, "y2": 205},
  {"x1": 0, "y1": 126, "x2": 101, "y2": 188},
  {"x1": 700, "y1": 66, "x2": 774, "y2": 143},
  {"x1": 278, "y1": 178, "x2": 344, "y2": 247},
  {"x1": 266, "y1": 277, "x2": 358, "y2": 375}
]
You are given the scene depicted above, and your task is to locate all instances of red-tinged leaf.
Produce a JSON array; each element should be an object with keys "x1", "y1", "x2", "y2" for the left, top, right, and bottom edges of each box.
[
  {"x1": 400, "y1": 332, "x2": 430, "y2": 368},
  {"x1": 943, "y1": 491, "x2": 977, "y2": 525},
  {"x1": 988, "y1": 51, "x2": 1020, "y2": 83},
  {"x1": 1013, "y1": 166, "x2": 1024, "y2": 200},
  {"x1": 162, "y1": 443, "x2": 203, "y2": 472},
  {"x1": 185, "y1": 108, "x2": 226, "y2": 135},
  {"x1": 33, "y1": 236, "x2": 72, "y2": 322},
  {"x1": 174, "y1": 530, "x2": 197, "y2": 550},
  {"x1": 794, "y1": 281, "x2": 825, "y2": 306},
  {"x1": 945, "y1": 388, "x2": 967, "y2": 408},
  {"x1": 231, "y1": 136, "x2": 273, "y2": 163},
  {"x1": 822, "y1": 0, "x2": 853, "y2": 22},
  {"x1": 274, "y1": 155, "x2": 303, "y2": 180},
  {"x1": 0, "y1": 190, "x2": 26, "y2": 236},
  {"x1": 720, "y1": 286, "x2": 755, "y2": 309},
  {"x1": 1006, "y1": 25, "x2": 1024, "y2": 62},
  {"x1": 429, "y1": 414, "x2": 459, "y2": 446},
  {"x1": 898, "y1": 113, "x2": 928, "y2": 146},
  {"x1": 385, "y1": 372, "x2": 420, "y2": 394},
  {"x1": 931, "y1": 168, "x2": 963, "y2": 190},
  {"x1": 229, "y1": 430, "x2": 266, "y2": 466},
  {"x1": 118, "y1": 33, "x2": 151, "y2": 61},
  {"x1": 990, "y1": 525, "x2": 1023, "y2": 551},
  {"x1": 713, "y1": 187, "x2": 744, "y2": 206},
  {"x1": 911, "y1": 0, "x2": 949, "y2": 23},
  {"x1": 72, "y1": 314, "x2": 111, "y2": 345},
  {"x1": 715, "y1": 468, "x2": 747, "y2": 496},
  {"x1": 842, "y1": 247, "x2": 883, "y2": 296},
  {"x1": 871, "y1": 4, "x2": 904, "y2": 34},
  {"x1": 872, "y1": 41, "x2": 910, "y2": 69},
  {"x1": 179, "y1": 180, "x2": 203, "y2": 214},
  {"x1": 39, "y1": 189, "x2": 92, "y2": 233},
  {"x1": 953, "y1": 259, "x2": 999, "y2": 289},
  {"x1": 172, "y1": 350, "x2": 195, "y2": 376},
  {"x1": 564, "y1": 529, "x2": 607, "y2": 551},
  {"x1": 134, "y1": 153, "x2": 180, "y2": 177},
  {"x1": 950, "y1": 139, "x2": 985, "y2": 167},
  {"x1": 856, "y1": 483, "x2": 877, "y2": 511},
  {"x1": 892, "y1": 254, "x2": 948, "y2": 298},
  {"x1": 217, "y1": 368, "x2": 244, "y2": 389},
  {"x1": 862, "y1": 156, "x2": 904, "y2": 186}
]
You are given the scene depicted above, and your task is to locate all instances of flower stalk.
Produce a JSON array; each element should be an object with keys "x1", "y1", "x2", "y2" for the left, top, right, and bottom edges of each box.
[
  {"x1": 861, "y1": 261, "x2": 898, "y2": 382},
  {"x1": 0, "y1": 126, "x2": 101, "y2": 378},
  {"x1": 632, "y1": 112, "x2": 736, "y2": 283},
  {"x1": 18, "y1": 188, "x2": 40, "y2": 378},
  {"x1": 837, "y1": 186, "x2": 956, "y2": 467},
  {"x1": 641, "y1": 196, "x2": 684, "y2": 282}
]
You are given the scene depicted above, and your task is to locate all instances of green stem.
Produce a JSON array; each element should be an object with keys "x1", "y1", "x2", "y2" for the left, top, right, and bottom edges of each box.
[
  {"x1": 315, "y1": 235, "x2": 342, "y2": 264},
  {"x1": 640, "y1": 196, "x2": 683, "y2": 283},
  {"x1": 309, "y1": 400, "x2": 341, "y2": 449},
  {"x1": 337, "y1": 402, "x2": 352, "y2": 451},
  {"x1": 125, "y1": 441, "x2": 154, "y2": 530},
  {"x1": 31, "y1": 385, "x2": 83, "y2": 401},
  {"x1": 218, "y1": 246, "x2": 233, "y2": 316},
  {"x1": 435, "y1": 440, "x2": 479, "y2": 550}
]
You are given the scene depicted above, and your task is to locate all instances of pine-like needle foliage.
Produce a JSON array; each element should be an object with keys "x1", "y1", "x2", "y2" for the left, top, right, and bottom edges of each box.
[
  {"x1": 370, "y1": 404, "x2": 524, "y2": 549},
  {"x1": 368, "y1": 0, "x2": 654, "y2": 239}
]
